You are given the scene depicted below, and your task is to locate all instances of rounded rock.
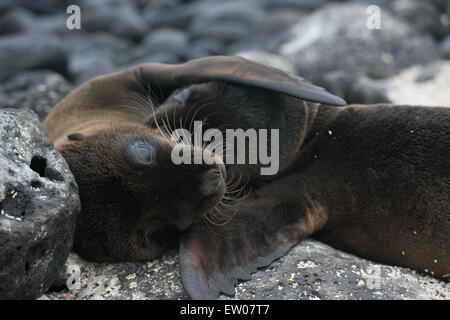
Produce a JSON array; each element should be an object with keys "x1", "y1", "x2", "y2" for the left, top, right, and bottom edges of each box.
[{"x1": 0, "y1": 108, "x2": 80, "y2": 299}]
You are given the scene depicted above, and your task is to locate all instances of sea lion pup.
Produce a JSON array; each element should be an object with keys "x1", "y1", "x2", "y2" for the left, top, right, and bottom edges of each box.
[
  {"x1": 44, "y1": 56, "x2": 449, "y2": 300},
  {"x1": 43, "y1": 56, "x2": 344, "y2": 263},
  {"x1": 149, "y1": 60, "x2": 450, "y2": 299}
]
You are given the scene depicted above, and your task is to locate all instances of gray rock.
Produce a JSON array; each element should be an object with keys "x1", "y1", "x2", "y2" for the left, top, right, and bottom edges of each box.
[
  {"x1": 0, "y1": 0, "x2": 14, "y2": 14},
  {"x1": 58, "y1": 33, "x2": 134, "y2": 84},
  {"x1": 441, "y1": 35, "x2": 450, "y2": 60},
  {"x1": 262, "y1": 0, "x2": 331, "y2": 11},
  {"x1": 227, "y1": 9, "x2": 304, "y2": 54},
  {"x1": 0, "y1": 9, "x2": 71, "y2": 38},
  {"x1": 348, "y1": 0, "x2": 399, "y2": 8},
  {"x1": 280, "y1": 3, "x2": 441, "y2": 82},
  {"x1": 41, "y1": 240, "x2": 449, "y2": 300},
  {"x1": 0, "y1": 34, "x2": 69, "y2": 83},
  {"x1": 191, "y1": 0, "x2": 265, "y2": 25},
  {"x1": 48, "y1": 250, "x2": 186, "y2": 300},
  {"x1": 122, "y1": 52, "x2": 181, "y2": 67},
  {"x1": 189, "y1": 22, "x2": 250, "y2": 45},
  {"x1": 188, "y1": 1, "x2": 265, "y2": 44},
  {"x1": 224, "y1": 240, "x2": 449, "y2": 300},
  {"x1": 141, "y1": 28, "x2": 189, "y2": 58},
  {"x1": 431, "y1": 0, "x2": 450, "y2": 13},
  {"x1": 319, "y1": 71, "x2": 391, "y2": 105},
  {"x1": 0, "y1": 0, "x2": 73, "y2": 15},
  {"x1": 183, "y1": 38, "x2": 225, "y2": 60},
  {"x1": 142, "y1": 0, "x2": 181, "y2": 12},
  {"x1": 0, "y1": 71, "x2": 72, "y2": 121},
  {"x1": 0, "y1": 8, "x2": 35, "y2": 36},
  {"x1": 143, "y1": 2, "x2": 198, "y2": 31},
  {"x1": 0, "y1": 108, "x2": 80, "y2": 299},
  {"x1": 81, "y1": 2, "x2": 147, "y2": 42},
  {"x1": 389, "y1": 0, "x2": 450, "y2": 40},
  {"x1": 252, "y1": 9, "x2": 305, "y2": 39},
  {"x1": 386, "y1": 60, "x2": 450, "y2": 107},
  {"x1": 415, "y1": 61, "x2": 443, "y2": 82}
]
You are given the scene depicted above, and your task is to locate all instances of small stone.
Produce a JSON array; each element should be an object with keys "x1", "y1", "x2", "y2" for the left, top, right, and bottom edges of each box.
[
  {"x1": 125, "y1": 273, "x2": 137, "y2": 280},
  {"x1": 129, "y1": 282, "x2": 138, "y2": 289}
]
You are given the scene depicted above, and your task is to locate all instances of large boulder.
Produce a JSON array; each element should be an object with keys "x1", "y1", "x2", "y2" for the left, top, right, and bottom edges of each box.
[
  {"x1": 0, "y1": 108, "x2": 80, "y2": 299},
  {"x1": 41, "y1": 239, "x2": 449, "y2": 300},
  {"x1": 280, "y1": 3, "x2": 441, "y2": 82}
]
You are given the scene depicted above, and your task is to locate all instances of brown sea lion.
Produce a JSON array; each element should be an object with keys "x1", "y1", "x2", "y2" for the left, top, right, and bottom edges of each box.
[{"x1": 43, "y1": 56, "x2": 450, "y2": 299}]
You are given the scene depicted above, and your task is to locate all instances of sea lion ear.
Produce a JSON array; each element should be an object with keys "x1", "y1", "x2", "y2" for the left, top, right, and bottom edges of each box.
[
  {"x1": 179, "y1": 219, "x2": 290, "y2": 300},
  {"x1": 67, "y1": 132, "x2": 88, "y2": 141},
  {"x1": 135, "y1": 56, "x2": 346, "y2": 106}
]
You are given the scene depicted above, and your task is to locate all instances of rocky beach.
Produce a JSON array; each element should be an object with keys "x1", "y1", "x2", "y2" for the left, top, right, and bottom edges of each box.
[{"x1": 0, "y1": 0, "x2": 449, "y2": 300}]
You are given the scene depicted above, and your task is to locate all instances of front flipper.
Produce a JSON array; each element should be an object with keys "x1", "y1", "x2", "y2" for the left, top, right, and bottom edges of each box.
[
  {"x1": 179, "y1": 176, "x2": 328, "y2": 299},
  {"x1": 180, "y1": 219, "x2": 291, "y2": 299}
]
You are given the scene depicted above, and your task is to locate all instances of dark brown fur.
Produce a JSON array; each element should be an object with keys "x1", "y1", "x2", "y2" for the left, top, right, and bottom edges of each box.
[{"x1": 44, "y1": 56, "x2": 450, "y2": 299}]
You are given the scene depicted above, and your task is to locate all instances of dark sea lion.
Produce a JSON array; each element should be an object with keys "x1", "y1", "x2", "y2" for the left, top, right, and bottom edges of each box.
[
  {"x1": 43, "y1": 56, "x2": 343, "y2": 262},
  {"x1": 43, "y1": 56, "x2": 450, "y2": 299},
  {"x1": 159, "y1": 80, "x2": 450, "y2": 299}
]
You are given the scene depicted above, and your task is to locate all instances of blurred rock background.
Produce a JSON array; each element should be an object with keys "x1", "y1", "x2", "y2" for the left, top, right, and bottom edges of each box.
[
  {"x1": 1, "y1": 0, "x2": 449, "y2": 118},
  {"x1": 0, "y1": 0, "x2": 449, "y2": 300}
]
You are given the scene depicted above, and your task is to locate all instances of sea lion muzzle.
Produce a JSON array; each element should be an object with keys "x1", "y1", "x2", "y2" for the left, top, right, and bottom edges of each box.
[{"x1": 200, "y1": 168, "x2": 225, "y2": 197}]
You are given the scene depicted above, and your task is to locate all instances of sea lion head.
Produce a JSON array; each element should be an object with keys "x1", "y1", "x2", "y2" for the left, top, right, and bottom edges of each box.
[{"x1": 61, "y1": 124, "x2": 226, "y2": 262}]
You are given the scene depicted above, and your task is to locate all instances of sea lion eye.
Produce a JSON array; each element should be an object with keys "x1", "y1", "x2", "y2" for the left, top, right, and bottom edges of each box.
[
  {"x1": 129, "y1": 142, "x2": 156, "y2": 166},
  {"x1": 136, "y1": 146, "x2": 155, "y2": 163}
]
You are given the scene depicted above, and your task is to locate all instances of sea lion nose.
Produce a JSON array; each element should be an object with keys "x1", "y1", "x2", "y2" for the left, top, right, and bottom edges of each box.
[{"x1": 200, "y1": 168, "x2": 224, "y2": 196}]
